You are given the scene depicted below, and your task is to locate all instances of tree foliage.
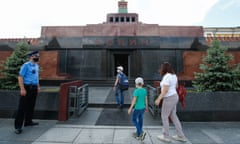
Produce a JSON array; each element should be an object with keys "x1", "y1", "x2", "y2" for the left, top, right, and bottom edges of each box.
[
  {"x1": 0, "y1": 41, "x2": 30, "y2": 90},
  {"x1": 193, "y1": 40, "x2": 240, "y2": 92}
]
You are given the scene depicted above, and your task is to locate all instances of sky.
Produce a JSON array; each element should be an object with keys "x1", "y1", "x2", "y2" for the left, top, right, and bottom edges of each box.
[{"x1": 0, "y1": 0, "x2": 240, "y2": 38}]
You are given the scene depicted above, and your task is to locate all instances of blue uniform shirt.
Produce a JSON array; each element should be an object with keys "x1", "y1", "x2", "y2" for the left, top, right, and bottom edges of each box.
[{"x1": 19, "y1": 61, "x2": 39, "y2": 85}]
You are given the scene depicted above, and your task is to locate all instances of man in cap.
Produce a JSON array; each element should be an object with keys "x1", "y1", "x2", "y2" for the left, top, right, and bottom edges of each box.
[
  {"x1": 113, "y1": 66, "x2": 126, "y2": 109},
  {"x1": 14, "y1": 51, "x2": 40, "y2": 134}
]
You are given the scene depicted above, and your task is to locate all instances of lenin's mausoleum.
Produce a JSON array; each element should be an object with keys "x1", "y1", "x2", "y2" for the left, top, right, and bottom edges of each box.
[{"x1": 0, "y1": 0, "x2": 240, "y2": 84}]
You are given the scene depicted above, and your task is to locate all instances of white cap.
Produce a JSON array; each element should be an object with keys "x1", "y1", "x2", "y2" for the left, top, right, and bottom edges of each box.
[
  {"x1": 135, "y1": 77, "x2": 144, "y2": 85},
  {"x1": 117, "y1": 66, "x2": 123, "y2": 71}
]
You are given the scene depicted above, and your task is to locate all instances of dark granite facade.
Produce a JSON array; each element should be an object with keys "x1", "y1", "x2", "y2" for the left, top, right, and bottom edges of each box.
[{"x1": 46, "y1": 36, "x2": 206, "y2": 80}]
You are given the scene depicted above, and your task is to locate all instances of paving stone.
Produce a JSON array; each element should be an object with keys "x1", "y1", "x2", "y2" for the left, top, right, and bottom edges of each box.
[
  {"x1": 113, "y1": 128, "x2": 151, "y2": 144},
  {"x1": 89, "y1": 87, "x2": 112, "y2": 104},
  {"x1": 74, "y1": 128, "x2": 114, "y2": 144},
  {"x1": 35, "y1": 127, "x2": 81, "y2": 143}
]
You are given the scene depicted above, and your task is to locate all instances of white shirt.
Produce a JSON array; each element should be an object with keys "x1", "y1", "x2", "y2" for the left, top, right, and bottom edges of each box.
[{"x1": 160, "y1": 73, "x2": 178, "y2": 97}]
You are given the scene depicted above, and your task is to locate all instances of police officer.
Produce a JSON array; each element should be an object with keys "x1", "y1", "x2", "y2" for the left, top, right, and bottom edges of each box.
[{"x1": 14, "y1": 51, "x2": 40, "y2": 134}]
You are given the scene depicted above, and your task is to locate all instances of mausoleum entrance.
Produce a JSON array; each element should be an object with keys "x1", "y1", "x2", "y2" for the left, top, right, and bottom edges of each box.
[
  {"x1": 109, "y1": 50, "x2": 133, "y2": 78},
  {"x1": 114, "y1": 54, "x2": 129, "y2": 76}
]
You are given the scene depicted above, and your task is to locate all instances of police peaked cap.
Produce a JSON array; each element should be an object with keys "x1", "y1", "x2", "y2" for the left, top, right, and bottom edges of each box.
[{"x1": 28, "y1": 51, "x2": 39, "y2": 57}]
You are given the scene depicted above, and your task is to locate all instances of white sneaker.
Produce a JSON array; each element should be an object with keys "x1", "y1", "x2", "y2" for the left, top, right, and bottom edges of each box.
[
  {"x1": 172, "y1": 135, "x2": 187, "y2": 142},
  {"x1": 157, "y1": 135, "x2": 171, "y2": 142},
  {"x1": 140, "y1": 131, "x2": 146, "y2": 141}
]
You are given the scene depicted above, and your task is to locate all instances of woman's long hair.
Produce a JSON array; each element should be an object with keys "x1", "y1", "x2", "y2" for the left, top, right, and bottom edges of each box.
[{"x1": 160, "y1": 62, "x2": 175, "y2": 76}]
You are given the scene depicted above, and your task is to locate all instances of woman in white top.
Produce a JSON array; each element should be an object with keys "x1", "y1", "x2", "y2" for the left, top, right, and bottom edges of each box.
[{"x1": 155, "y1": 62, "x2": 187, "y2": 142}]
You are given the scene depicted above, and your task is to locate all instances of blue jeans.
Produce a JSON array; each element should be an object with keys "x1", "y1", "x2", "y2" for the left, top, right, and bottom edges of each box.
[
  {"x1": 132, "y1": 108, "x2": 145, "y2": 136},
  {"x1": 115, "y1": 86, "x2": 124, "y2": 106}
]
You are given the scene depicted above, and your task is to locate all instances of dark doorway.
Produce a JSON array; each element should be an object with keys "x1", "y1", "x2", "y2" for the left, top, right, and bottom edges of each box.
[{"x1": 114, "y1": 54, "x2": 129, "y2": 76}]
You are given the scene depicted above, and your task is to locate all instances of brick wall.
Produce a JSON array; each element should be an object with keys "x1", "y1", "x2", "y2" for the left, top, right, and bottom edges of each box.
[
  {"x1": 178, "y1": 51, "x2": 240, "y2": 80},
  {"x1": 0, "y1": 51, "x2": 12, "y2": 77},
  {"x1": 0, "y1": 51, "x2": 68, "y2": 79},
  {"x1": 38, "y1": 51, "x2": 68, "y2": 79}
]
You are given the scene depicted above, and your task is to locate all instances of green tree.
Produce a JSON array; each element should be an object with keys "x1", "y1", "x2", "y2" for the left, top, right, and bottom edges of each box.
[
  {"x1": 0, "y1": 41, "x2": 30, "y2": 90},
  {"x1": 193, "y1": 40, "x2": 240, "y2": 92}
]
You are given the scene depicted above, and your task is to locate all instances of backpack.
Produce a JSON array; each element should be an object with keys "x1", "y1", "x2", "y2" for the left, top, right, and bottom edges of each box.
[
  {"x1": 176, "y1": 83, "x2": 186, "y2": 109},
  {"x1": 119, "y1": 73, "x2": 129, "y2": 91}
]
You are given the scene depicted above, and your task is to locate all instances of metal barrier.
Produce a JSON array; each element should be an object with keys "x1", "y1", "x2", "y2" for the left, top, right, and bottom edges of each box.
[
  {"x1": 68, "y1": 84, "x2": 89, "y2": 117},
  {"x1": 147, "y1": 85, "x2": 160, "y2": 118}
]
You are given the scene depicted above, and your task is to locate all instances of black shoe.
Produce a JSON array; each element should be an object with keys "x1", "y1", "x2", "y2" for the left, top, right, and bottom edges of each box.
[
  {"x1": 24, "y1": 122, "x2": 39, "y2": 127},
  {"x1": 120, "y1": 105, "x2": 124, "y2": 109},
  {"x1": 117, "y1": 105, "x2": 121, "y2": 109},
  {"x1": 14, "y1": 129, "x2": 22, "y2": 134}
]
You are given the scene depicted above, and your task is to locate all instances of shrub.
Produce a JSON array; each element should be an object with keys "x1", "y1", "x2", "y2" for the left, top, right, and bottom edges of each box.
[
  {"x1": 193, "y1": 40, "x2": 240, "y2": 92},
  {"x1": 0, "y1": 41, "x2": 30, "y2": 90}
]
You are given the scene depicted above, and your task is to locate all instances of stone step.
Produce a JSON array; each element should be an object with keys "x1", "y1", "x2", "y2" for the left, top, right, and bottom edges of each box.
[{"x1": 40, "y1": 79, "x2": 156, "y2": 87}]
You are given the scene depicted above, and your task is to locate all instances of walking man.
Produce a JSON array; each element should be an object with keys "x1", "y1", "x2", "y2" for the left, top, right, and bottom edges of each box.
[{"x1": 113, "y1": 66, "x2": 127, "y2": 108}]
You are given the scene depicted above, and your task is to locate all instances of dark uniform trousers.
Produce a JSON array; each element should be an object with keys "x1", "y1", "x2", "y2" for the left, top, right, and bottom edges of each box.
[{"x1": 14, "y1": 85, "x2": 38, "y2": 129}]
